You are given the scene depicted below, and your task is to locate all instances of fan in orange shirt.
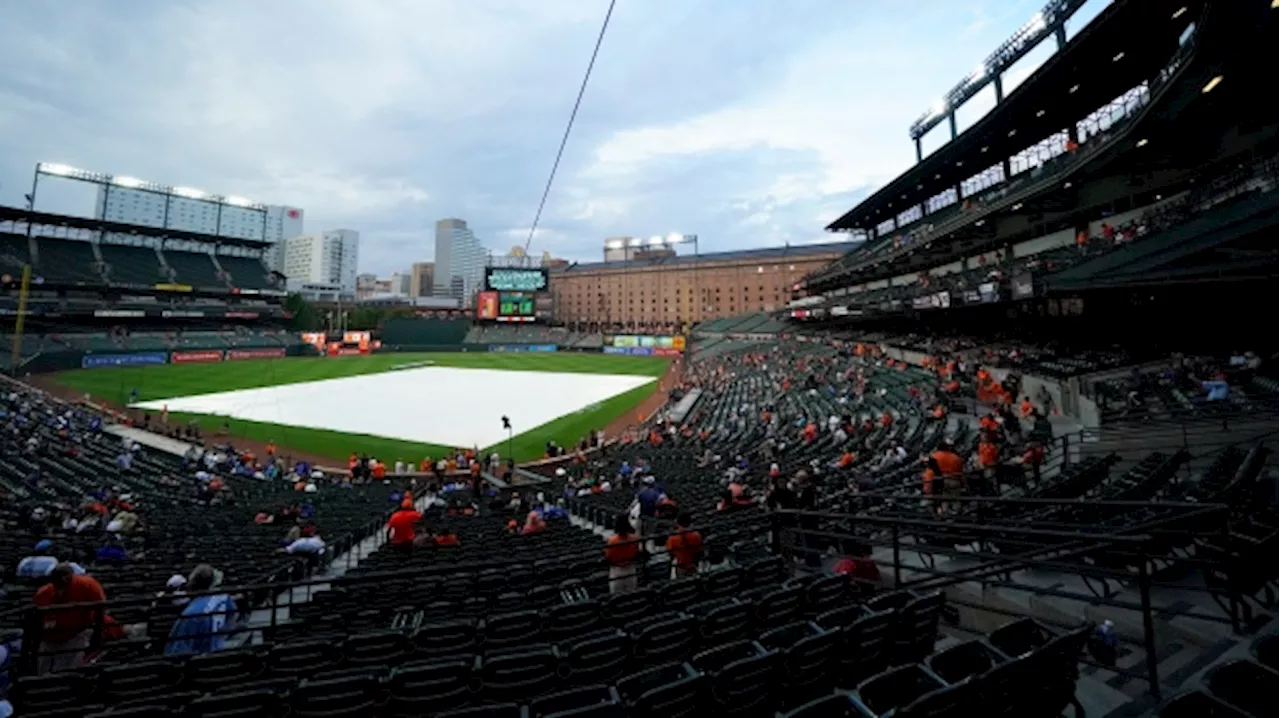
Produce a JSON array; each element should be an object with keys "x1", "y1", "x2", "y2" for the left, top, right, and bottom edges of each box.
[{"x1": 604, "y1": 514, "x2": 640, "y2": 594}]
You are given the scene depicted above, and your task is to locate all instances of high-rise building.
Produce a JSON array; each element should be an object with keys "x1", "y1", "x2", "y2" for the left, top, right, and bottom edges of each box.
[
  {"x1": 355, "y1": 273, "x2": 378, "y2": 299},
  {"x1": 433, "y1": 219, "x2": 486, "y2": 306},
  {"x1": 410, "y1": 262, "x2": 434, "y2": 298},
  {"x1": 388, "y1": 272, "x2": 412, "y2": 296},
  {"x1": 280, "y1": 230, "x2": 360, "y2": 295}
]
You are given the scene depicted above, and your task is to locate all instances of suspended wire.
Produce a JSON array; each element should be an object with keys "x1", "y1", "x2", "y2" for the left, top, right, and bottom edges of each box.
[{"x1": 523, "y1": 0, "x2": 618, "y2": 257}]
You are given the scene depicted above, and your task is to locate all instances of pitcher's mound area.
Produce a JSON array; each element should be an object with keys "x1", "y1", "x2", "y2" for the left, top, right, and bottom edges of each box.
[{"x1": 132, "y1": 365, "x2": 655, "y2": 448}]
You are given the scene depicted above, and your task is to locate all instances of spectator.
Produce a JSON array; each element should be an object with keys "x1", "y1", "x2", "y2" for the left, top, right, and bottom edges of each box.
[
  {"x1": 833, "y1": 538, "x2": 882, "y2": 589},
  {"x1": 665, "y1": 512, "x2": 704, "y2": 578},
  {"x1": 95, "y1": 536, "x2": 129, "y2": 564},
  {"x1": 165, "y1": 565, "x2": 237, "y2": 656},
  {"x1": 33, "y1": 564, "x2": 106, "y2": 674},
  {"x1": 386, "y1": 503, "x2": 423, "y2": 554},
  {"x1": 158, "y1": 574, "x2": 189, "y2": 607},
  {"x1": 604, "y1": 514, "x2": 641, "y2": 594},
  {"x1": 521, "y1": 509, "x2": 546, "y2": 535},
  {"x1": 16, "y1": 541, "x2": 85, "y2": 579},
  {"x1": 434, "y1": 528, "x2": 460, "y2": 547}
]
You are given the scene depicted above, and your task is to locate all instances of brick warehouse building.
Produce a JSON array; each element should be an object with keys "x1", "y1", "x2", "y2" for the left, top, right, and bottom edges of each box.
[{"x1": 549, "y1": 242, "x2": 859, "y2": 328}]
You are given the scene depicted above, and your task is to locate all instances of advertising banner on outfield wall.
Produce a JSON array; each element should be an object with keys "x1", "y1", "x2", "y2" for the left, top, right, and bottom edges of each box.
[
  {"x1": 603, "y1": 346, "x2": 629, "y2": 355},
  {"x1": 82, "y1": 352, "x2": 168, "y2": 369},
  {"x1": 628, "y1": 347, "x2": 653, "y2": 356},
  {"x1": 227, "y1": 348, "x2": 286, "y2": 361},
  {"x1": 171, "y1": 350, "x2": 225, "y2": 364},
  {"x1": 488, "y1": 345, "x2": 558, "y2": 353},
  {"x1": 653, "y1": 348, "x2": 682, "y2": 358}
]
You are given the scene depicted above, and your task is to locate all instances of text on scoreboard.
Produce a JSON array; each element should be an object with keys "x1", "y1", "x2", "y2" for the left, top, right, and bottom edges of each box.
[{"x1": 485, "y1": 267, "x2": 548, "y2": 292}]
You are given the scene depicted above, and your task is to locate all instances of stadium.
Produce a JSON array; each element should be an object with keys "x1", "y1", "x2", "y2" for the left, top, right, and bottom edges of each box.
[{"x1": 0, "y1": 1, "x2": 1275, "y2": 718}]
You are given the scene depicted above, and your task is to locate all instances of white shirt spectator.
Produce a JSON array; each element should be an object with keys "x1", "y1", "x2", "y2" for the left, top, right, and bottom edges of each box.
[
  {"x1": 285, "y1": 536, "x2": 326, "y2": 555},
  {"x1": 17, "y1": 557, "x2": 86, "y2": 578}
]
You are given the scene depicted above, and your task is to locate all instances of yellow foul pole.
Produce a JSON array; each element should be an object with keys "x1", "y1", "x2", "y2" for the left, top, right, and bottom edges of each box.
[{"x1": 10, "y1": 264, "x2": 31, "y2": 374}]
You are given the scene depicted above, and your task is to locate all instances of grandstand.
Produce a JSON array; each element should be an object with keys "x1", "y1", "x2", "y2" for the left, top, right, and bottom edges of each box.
[{"x1": 0, "y1": 2, "x2": 1274, "y2": 717}]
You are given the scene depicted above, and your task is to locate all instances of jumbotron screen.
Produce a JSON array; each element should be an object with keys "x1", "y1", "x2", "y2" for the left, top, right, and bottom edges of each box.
[
  {"x1": 495, "y1": 291, "x2": 536, "y2": 322},
  {"x1": 485, "y1": 267, "x2": 548, "y2": 292}
]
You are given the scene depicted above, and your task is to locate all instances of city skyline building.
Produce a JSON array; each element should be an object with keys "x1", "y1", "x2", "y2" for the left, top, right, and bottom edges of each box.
[
  {"x1": 433, "y1": 218, "x2": 486, "y2": 307},
  {"x1": 279, "y1": 229, "x2": 360, "y2": 295}
]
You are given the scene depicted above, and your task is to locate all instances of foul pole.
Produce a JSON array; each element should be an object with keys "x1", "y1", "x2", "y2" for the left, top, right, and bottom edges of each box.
[{"x1": 10, "y1": 264, "x2": 31, "y2": 374}]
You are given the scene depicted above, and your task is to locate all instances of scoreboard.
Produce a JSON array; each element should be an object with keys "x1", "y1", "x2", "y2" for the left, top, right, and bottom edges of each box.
[
  {"x1": 477, "y1": 290, "x2": 538, "y2": 322},
  {"x1": 499, "y1": 292, "x2": 535, "y2": 319},
  {"x1": 485, "y1": 267, "x2": 548, "y2": 292}
]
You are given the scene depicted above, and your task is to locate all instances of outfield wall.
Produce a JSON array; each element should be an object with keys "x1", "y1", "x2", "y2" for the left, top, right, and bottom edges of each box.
[{"x1": 14, "y1": 345, "x2": 313, "y2": 375}]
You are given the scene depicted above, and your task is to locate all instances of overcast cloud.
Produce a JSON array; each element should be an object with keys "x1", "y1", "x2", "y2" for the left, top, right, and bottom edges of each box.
[{"x1": 0, "y1": 0, "x2": 1108, "y2": 274}]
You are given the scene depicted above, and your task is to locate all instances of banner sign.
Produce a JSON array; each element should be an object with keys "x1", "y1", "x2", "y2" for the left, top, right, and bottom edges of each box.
[
  {"x1": 476, "y1": 291, "x2": 499, "y2": 320},
  {"x1": 94, "y1": 309, "x2": 145, "y2": 318},
  {"x1": 227, "y1": 347, "x2": 286, "y2": 361},
  {"x1": 171, "y1": 350, "x2": 225, "y2": 364},
  {"x1": 224, "y1": 311, "x2": 260, "y2": 319},
  {"x1": 606, "y1": 334, "x2": 685, "y2": 351},
  {"x1": 489, "y1": 344, "x2": 558, "y2": 353},
  {"x1": 326, "y1": 343, "x2": 368, "y2": 356},
  {"x1": 81, "y1": 352, "x2": 168, "y2": 369},
  {"x1": 153, "y1": 283, "x2": 193, "y2": 293},
  {"x1": 162, "y1": 310, "x2": 204, "y2": 318},
  {"x1": 300, "y1": 332, "x2": 327, "y2": 352},
  {"x1": 628, "y1": 347, "x2": 653, "y2": 356},
  {"x1": 603, "y1": 346, "x2": 629, "y2": 355},
  {"x1": 653, "y1": 347, "x2": 682, "y2": 358}
]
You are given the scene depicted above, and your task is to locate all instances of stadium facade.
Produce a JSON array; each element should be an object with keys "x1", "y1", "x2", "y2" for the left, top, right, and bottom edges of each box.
[{"x1": 549, "y1": 242, "x2": 857, "y2": 328}]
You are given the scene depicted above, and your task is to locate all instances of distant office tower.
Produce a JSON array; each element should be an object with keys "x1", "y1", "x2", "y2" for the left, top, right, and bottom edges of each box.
[
  {"x1": 410, "y1": 261, "x2": 434, "y2": 298},
  {"x1": 433, "y1": 219, "x2": 486, "y2": 306},
  {"x1": 280, "y1": 230, "x2": 360, "y2": 295},
  {"x1": 388, "y1": 272, "x2": 412, "y2": 295}
]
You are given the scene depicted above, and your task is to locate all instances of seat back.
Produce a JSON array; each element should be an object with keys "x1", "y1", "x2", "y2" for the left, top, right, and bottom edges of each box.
[
  {"x1": 529, "y1": 684, "x2": 621, "y2": 718},
  {"x1": 185, "y1": 688, "x2": 283, "y2": 718},
  {"x1": 1204, "y1": 659, "x2": 1279, "y2": 718},
  {"x1": 561, "y1": 629, "x2": 630, "y2": 681},
  {"x1": 1156, "y1": 689, "x2": 1251, "y2": 718},
  {"x1": 616, "y1": 662, "x2": 703, "y2": 718},
  {"x1": 852, "y1": 664, "x2": 945, "y2": 717}
]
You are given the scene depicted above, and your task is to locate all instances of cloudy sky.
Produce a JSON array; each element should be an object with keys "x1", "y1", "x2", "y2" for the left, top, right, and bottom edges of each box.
[{"x1": 0, "y1": 0, "x2": 1108, "y2": 275}]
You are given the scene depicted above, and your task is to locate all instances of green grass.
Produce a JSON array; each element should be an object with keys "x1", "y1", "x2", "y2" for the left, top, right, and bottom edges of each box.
[{"x1": 54, "y1": 353, "x2": 669, "y2": 463}]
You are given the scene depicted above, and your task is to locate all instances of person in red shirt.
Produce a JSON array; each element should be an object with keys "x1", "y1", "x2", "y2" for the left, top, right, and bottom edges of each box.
[
  {"x1": 433, "y1": 528, "x2": 459, "y2": 547},
  {"x1": 386, "y1": 506, "x2": 423, "y2": 554},
  {"x1": 833, "y1": 539, "x2": 881, "y2": 591},
  {"x1": 34, "y1": 564, "x2": 106, "y2": 674},
  {"x1": 664, "y1": 513, "x2": 703, "y2": 578}
]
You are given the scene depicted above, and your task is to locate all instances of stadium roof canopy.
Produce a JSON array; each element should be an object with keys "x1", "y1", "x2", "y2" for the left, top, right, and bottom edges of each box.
[
  {"x1": 553, "y1": 241, "x2": 862, "y2": 273},
  {"x1": 0, "y1": 205, "x2": 274, "y2": 248},
  {"x1": 826, "y1": 0, "x2": 1206, "y2": 234}
]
